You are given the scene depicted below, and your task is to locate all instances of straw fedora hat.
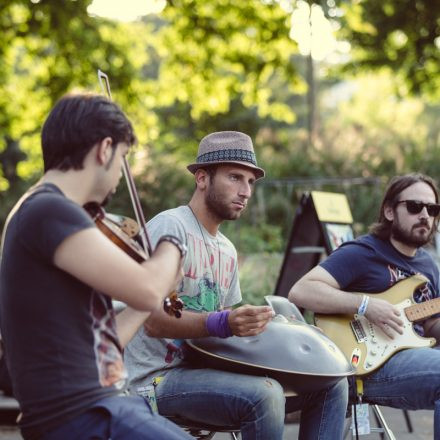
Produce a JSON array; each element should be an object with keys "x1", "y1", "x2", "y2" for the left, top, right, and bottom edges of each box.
[{"x1": 187, "y1": 131, "x2": 265, "y2": 180}]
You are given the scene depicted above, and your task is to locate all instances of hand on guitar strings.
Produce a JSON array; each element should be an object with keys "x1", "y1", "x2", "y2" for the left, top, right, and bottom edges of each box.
[
  {"x1": 364, "y1": 297, "x2": 404, "y2": 339},
  {"x1": 228, "y1": 305, "x2": 275, "y2": 337}
]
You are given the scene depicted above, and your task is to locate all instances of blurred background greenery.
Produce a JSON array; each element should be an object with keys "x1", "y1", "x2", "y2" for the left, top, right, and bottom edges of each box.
[{"x1": 1, "y1": 0, "x2": 439, "y2": 303}]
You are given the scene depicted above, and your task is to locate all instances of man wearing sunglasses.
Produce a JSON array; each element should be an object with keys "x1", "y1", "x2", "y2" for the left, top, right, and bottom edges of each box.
[{"x1": 289, "y1": 173, "x2": 440, "y2": 437}]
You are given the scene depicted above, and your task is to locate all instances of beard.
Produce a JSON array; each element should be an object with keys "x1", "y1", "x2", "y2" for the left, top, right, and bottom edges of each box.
[
  {"x1": 391, "y1": 218, "x2": 435, "y2": 248},
  {"x1": 205, "y1": 184, "x2": 244, "y2": 222}
]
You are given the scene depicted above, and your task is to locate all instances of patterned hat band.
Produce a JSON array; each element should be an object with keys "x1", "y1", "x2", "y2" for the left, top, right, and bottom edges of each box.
[{"x1": 196, "y1": 149, "x2": 258, "y2": 166}]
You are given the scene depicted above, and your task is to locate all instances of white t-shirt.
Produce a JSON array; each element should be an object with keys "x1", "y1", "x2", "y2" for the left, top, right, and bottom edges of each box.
[{"x1": 124, "y1": 206, "x2": 241, "y2": 390}]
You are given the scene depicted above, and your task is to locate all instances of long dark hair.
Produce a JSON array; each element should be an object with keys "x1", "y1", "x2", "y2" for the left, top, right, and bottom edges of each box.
[{"x1": 369, "y1": 173, "x2": 440, "y2": 240}]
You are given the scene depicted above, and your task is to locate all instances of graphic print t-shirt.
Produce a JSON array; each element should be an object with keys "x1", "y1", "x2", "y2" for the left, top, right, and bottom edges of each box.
[
  {"x1": 320, "y1": 234, "x2": 440, "y2": 335},
  {"x1": 124, "y1": 206, "x2": 242, "y2": 390},
  {"x1": 0, "y1": 184, "x2": 127, "y2": 439}
]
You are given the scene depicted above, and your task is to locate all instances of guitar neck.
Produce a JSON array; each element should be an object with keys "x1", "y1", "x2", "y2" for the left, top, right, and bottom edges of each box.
[{"x1": 405, "y1": 296, "x2": 440, "y2": 322}]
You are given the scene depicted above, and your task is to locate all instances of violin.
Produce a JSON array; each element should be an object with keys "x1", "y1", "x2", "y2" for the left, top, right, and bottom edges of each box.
[{"x1": 84, "y1": 202, "x2": 184, "y2": 318}]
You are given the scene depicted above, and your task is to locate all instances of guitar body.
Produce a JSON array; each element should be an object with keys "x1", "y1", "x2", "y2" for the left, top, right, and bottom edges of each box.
[{"x1": 315, "y1": 274, "x2": 436, "y2": 376}]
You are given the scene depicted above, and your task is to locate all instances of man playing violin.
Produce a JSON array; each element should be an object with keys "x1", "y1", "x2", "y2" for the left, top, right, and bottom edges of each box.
[
  {"x1": 124, "y1": 131, "x2": 349, "y2": 439},
  {"x1": 289, "y1": 173, "x2": 440, "y2": 438},
  {"x1": 0, "y1": 93, "x2": 191, "y2": 440}
]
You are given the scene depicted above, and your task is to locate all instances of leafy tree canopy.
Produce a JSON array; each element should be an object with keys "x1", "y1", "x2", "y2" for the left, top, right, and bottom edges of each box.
[
  {"x1": 157, "y1": 0, "x2": 300, "y2": 120},
  {"x1": 334, "y1": 0, "x2": 440, "y2": 96}
]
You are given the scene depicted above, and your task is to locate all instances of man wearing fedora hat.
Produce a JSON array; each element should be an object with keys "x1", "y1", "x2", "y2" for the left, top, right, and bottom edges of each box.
[{"x1": 124, "y1": 131, "x2": 348, "y2": 439}]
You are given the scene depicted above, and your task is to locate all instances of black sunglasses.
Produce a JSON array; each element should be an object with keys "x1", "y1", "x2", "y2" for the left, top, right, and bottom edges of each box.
[{"x1": 395, "y1": 200, "x2": 440, "y2": 217}]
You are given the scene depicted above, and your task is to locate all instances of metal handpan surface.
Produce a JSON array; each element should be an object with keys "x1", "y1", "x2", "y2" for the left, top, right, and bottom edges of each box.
[
  {"x1": 264, "y1": 295, "x2": 306, "y2": 323},
  {"x1": 187, "y1": 318, "x2": 355, "y2": 394}
]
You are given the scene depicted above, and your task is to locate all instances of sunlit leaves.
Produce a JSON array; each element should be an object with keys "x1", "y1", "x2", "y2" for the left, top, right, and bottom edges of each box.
[
  {"x1": 335, "y1": 0, "x2": 440, "y2": 96},
  {"x1": 321, "y1": 71, "x2": 431, "y2": 176},
  {"x1": 155, "y1": 0, "x2": 299, "y2": 121}
]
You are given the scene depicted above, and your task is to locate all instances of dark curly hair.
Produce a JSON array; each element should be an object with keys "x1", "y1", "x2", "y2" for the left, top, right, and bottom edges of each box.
[{"x1": 42, "y1": 92, "x2": 136, "y2": 172}]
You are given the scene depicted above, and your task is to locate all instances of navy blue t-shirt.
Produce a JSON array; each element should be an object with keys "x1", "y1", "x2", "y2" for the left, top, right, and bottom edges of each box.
[
  {"x1": 320, "y1": 234, "x2": 440, "y2": 335},
  {"x1": 0, "y1": 184, "x2": 127, "y2": 439}
]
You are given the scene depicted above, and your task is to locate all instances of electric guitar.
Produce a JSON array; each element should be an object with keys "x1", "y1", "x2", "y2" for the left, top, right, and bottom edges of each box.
[{"x1": 314, "y1": 274, "x2": 438, "y2": 375}]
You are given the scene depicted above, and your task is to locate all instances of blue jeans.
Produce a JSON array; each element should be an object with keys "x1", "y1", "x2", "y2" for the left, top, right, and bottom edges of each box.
[
  {"x1": 154, "y1": 367, "x2": 348, "y2": 440},
  {"x1": 40, "y1": 395, "x2": 191, "y2": 440},
  {"x1": 355, "y1": 347, "x2": 440, "y2": 439},
  {"x1": 286, "y1": 379, "x2": 348, "y2": 439}
]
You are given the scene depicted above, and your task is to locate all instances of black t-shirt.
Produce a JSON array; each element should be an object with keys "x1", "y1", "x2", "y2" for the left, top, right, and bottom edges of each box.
[{"x1": 0, "y1": 184, "x2": 127, "y2": 439}]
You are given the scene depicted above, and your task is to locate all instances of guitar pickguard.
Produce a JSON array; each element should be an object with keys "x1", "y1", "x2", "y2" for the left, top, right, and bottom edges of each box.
[{"x1": 351, "y1": 298, "x2": 433, "y2": 373}]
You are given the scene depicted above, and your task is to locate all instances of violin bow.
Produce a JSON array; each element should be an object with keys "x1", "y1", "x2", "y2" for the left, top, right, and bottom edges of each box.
[
  {"x1": 97, "y1": 69, "x2": 152, "y2": 256},
  {"x1": 97, "y1": 69, "x2": 183, "y2": 318}
]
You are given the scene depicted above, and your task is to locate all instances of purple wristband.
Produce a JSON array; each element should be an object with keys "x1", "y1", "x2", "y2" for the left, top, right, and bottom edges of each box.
[{"x1": 206, "y1": 310, "x2": 233, "y2": 338}]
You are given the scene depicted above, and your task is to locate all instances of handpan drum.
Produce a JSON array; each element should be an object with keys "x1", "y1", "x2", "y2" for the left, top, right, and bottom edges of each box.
[{"x1": 186, "y1": 297, "x2": 355, "y2": 394}]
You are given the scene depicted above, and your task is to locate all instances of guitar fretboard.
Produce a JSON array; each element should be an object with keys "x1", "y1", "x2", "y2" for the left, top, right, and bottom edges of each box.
[{"x1": 405, "y1": 296, "x2": 440, "y2": 322}]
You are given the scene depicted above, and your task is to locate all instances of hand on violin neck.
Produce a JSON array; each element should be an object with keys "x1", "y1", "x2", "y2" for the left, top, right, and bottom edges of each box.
[{"x1": 228, "y1": 305, "x2": 274, "y2": 337}]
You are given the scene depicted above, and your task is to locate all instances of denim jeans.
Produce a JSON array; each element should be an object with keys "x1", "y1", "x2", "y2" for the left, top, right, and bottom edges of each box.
[
  {"x1": 40, "y1": 395, "x2": 191, "y2": 440},
  {"x1": 354, "y1": 347, "x2": 440, "y2": 439},
  {"x1": 154, "y1": 367, "x2": 348, "y2": 440},
  {"x1": 286, "y1": 378, "x2": 348, "y2": 439}
]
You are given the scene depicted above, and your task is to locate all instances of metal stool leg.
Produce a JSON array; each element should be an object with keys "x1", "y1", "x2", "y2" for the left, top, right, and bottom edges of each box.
[
  {"x1": 402, "y1": 409, "x2": 413, "y2": 433},
  {"x1": 343, "y1": 417, "x2": 352, "y2": 439},
  {"x1": 371, "y1": 405, "x2": 396, "y2": 440},
  {"x1": 371, "y1": 406, "x2": 384, "y2": 440},
  {"x1": 345, "y1": 405, "x2": 397, "y2": 440}
]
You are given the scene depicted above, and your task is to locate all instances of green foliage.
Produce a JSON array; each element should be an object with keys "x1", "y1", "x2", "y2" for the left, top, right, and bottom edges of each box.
[
  {"x1": 0, "y1": 0, "x2": 141, "y2": 188},
  {"x1": 138, "y1": 0, "x2": 306, "y2": 181},
  {"x1": 319, "y1": 71, "x2": 440, "y2": 178},
  {"x1": 222, "y1": 221, "x2": 284, "y2": 254},
  {"x1": 238, "y1": 253, "x2": 283, "y2": 305},
  {"x1": 157, "y1": 0, "x2": 300, "y2": 120},
  {"x1": 335, "y1": 0, "x2": 440, "y2": 96}
]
